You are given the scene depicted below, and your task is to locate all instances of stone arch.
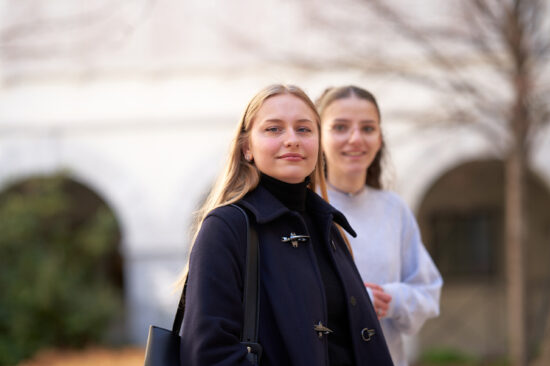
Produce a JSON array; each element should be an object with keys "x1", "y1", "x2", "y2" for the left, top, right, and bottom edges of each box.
[
  {"x1": 0, "y1": 139, "x2": 152, "y2": 255},
  {"x1": 0, "y1": 140, "x2": 161, "y2": 342},
  {"x1": 393, "y1": 128, "x2": 499, "y2": 212},
  {"x1": 415, "y1": 159, "x2": 550, "y2": 358}
]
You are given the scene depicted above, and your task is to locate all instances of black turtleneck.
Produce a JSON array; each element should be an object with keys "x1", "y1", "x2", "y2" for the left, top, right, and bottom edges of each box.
[
  {"x1": 259, "y1": 173, "x2": 308, "y2": 212},
  {"x1": 259, "y1": 174, "x2": 355, "y2": 366}
]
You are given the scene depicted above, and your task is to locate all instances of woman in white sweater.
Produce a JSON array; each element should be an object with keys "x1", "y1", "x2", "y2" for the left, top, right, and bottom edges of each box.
[{"x1": 316, "y1": 86, "x2": 443, "y2": 366}]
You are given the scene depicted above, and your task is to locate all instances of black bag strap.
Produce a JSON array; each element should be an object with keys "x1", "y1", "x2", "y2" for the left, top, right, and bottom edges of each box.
[
  {"x1": 171, "y1": 204, "x2": 261, "y2": 363},
  {"x1": 171, "y1": 277, "x2": 187, "y2": 336},
  {"x1": 233, "y1": 204, "x2": 262, "y2": 363}
]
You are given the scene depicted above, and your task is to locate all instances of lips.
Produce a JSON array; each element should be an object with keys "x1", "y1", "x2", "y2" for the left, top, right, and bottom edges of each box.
[
  {"x1": 278, "y1": 153, "x2": 304, "y2": 161},
  {"x1": 342, "y1": 151, "x2": 366, "y2": 157}
]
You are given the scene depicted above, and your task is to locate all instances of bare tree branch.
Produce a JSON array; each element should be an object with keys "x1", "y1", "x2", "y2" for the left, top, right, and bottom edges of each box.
[{"x1": 0, "y1": 0, "x2": 156, "y2": 60}]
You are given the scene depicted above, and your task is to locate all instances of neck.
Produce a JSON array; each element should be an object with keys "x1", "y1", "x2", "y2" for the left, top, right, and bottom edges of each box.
[{"x1": 327, "y1": 170, "x2": 366, "y2": 195}]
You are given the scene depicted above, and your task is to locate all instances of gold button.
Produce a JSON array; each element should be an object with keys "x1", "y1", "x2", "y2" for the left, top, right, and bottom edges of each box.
[
  {"x1": 350, "y1": 296, "x2": 357, "y2": 306},
  {"x1": 361, "y1": 328, "x2": 375, "y2": 342}
]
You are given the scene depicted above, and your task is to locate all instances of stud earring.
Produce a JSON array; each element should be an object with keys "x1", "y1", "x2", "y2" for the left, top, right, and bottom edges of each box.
[{"x1": 245, "y1": 153, "x2": 252, "y2": 161}]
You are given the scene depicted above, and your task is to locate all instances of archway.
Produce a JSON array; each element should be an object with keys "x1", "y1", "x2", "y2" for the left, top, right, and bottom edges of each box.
[
  {"x1": 0, "y1": 173, "x2": 124, "y2": 364},
  {"x1": 416, "y1": 159, "x2": 550, "y2": 359}
]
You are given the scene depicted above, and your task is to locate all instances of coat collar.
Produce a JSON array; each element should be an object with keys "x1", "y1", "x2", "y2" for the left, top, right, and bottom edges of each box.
[{"x1": 238, "y1": 184, "x2": 357, "y2": 238}]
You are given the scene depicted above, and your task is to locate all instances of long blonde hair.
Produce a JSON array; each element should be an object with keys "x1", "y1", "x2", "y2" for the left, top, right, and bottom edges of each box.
[{"x1": 176, "y1": 84, "x2": 331, "y2": 286}]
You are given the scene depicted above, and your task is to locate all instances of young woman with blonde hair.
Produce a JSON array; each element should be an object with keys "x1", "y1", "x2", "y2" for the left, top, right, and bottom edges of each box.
[{"x1": 179, "y1": 84, "x2": 393, "y2": 365}]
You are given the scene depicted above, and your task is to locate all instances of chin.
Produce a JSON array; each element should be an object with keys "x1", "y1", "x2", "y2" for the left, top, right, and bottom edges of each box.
[
  {"x1": 343, "y1": 163, "x2": 368, "y2": 171},
  {"x1": 344, "y1": 167, "x2": 368, "y2": 176}
]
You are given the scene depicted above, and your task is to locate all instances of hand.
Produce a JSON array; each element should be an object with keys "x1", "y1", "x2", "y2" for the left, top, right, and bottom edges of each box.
[{"x1": 365, "y1": 282, "x2": 392, "y2": 319}]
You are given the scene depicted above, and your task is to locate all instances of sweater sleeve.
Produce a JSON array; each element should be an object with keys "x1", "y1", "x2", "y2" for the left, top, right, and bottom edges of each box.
[
  {"x1": 382, "y1": 204, "x2": 443, "y2": 335},
  {"x1": 180, "y1": 209, "x2": 253, "y2": 366}
]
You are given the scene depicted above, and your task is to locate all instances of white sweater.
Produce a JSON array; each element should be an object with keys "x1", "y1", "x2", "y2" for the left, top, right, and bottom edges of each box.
[{"x1": 327, "y1": 186, "x2": 443, "y2": 366}]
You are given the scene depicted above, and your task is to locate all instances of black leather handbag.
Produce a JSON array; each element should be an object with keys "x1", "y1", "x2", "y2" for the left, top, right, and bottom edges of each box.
[{"x1": 143, "y1": 205, "x2": 262, "y2": 365}]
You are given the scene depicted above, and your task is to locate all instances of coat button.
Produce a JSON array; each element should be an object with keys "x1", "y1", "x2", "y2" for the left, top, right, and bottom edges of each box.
[
  {"x1": 361, "y1": 328, "x2": 375, "y2": 342},
  {"x1": 350, "y1": 296, "x2": 357, "y2": 306},
  {"x1": 314, "y1": 321, "x2": 333, "y2": 338}
]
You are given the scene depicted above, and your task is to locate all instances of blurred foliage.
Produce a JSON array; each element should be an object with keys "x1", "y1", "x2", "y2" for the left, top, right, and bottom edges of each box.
[
  {"x1": 417, "y1": 348, "x2": 509, "y2": 366},
  {"x1": 0, "y1": 175, "x2": 122, "y2": 366}
]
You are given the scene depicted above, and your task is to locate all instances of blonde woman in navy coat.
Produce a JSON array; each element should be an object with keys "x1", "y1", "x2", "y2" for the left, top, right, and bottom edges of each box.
[{"x1": 179, "y1": 84, "x2": 394, "y2": 366}]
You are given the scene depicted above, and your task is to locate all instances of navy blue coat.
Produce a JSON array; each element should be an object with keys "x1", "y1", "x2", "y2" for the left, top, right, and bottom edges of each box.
[{"x1": 180, "y1": 185, "x2": 393, "y2": 365}]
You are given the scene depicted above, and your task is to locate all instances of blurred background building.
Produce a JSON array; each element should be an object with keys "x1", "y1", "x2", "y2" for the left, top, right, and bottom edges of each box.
[{"x1": 1, "y1": 0, "x2": 549, "y2": 365}]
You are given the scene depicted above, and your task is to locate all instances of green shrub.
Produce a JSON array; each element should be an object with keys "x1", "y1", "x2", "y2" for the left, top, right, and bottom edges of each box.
[
  {"x1": 0, "y1": 175, "x2": 122, "y2": 366},
  {"x1": 418, "y1": 348, "x2": 478, "y2": 365},
  {"x1": 418, "y1": 347, "x2": 510, "y2": 366}
]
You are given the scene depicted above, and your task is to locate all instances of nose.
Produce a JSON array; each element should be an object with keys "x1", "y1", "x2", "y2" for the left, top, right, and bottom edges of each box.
[
  {"x1": 284, "y1": 129, "x2": 299, "y2": 147},
  {"x1": 348, "y1": 126, "x2": 362, "y2": 144}
]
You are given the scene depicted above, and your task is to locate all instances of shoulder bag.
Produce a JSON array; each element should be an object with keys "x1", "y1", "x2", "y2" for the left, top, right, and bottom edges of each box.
[{"x1": 143, "y1": 205, "x2": 262, "y2": 365}]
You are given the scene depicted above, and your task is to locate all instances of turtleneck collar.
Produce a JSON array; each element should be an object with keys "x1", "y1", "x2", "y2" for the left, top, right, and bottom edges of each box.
[{"x1": 259, "y1": 173, "x2": 308, "y2": 212}]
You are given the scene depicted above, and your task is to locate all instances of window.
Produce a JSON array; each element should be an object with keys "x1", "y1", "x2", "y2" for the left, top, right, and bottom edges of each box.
[{"x1": 430, "y1": 211, "x2": 500, "y2": 278}]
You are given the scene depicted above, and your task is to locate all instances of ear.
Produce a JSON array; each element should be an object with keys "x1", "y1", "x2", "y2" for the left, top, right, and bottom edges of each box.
[
  {"x1": 242, "y1": 142, "x2": 253, "y2": 162},
  {"x1": 376, "y1": 132, "x2": 383, "y2": 151}
]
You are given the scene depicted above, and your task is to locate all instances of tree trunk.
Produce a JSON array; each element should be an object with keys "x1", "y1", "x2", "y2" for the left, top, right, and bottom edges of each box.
[
  {"x1": 531, "y1": 307, "x2": 550, "y2": 366},
  {"x1": 506, "y1": 48, "x2": 530, "y2": 363},
  {"x1": 506, "y1": 145, "x2": 527, "y2": 366}
]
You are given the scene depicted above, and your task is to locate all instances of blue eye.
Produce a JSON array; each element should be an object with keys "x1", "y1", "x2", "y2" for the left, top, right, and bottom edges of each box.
[
  {"x1": 266, "y1": 127, "x2": 281, "y2": 133},
  {"x1": 297, "y1": 127, "x2": 312, "y2": 133}
]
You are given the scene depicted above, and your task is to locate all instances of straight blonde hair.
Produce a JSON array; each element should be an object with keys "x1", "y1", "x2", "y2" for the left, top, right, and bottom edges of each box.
[{"x1": 177, "y1": 84, "x2": 351, "y2": 287}]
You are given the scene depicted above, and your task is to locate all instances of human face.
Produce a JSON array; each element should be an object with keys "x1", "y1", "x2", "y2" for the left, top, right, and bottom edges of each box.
[
  {"x1": 244, "y1": 94, "x2": 319, "y2": 184},
  {"x1": 321, "y1": 96, "x2": 382, "y2": 182}
]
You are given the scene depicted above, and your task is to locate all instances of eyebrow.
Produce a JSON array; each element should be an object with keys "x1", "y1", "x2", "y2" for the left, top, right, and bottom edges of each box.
[
  {"x1": 263, "y1": 118, "x2": 315, "y2": 123},
  {"x1": 332, "y1": 118, "x2": 377, "y2": 124}
]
